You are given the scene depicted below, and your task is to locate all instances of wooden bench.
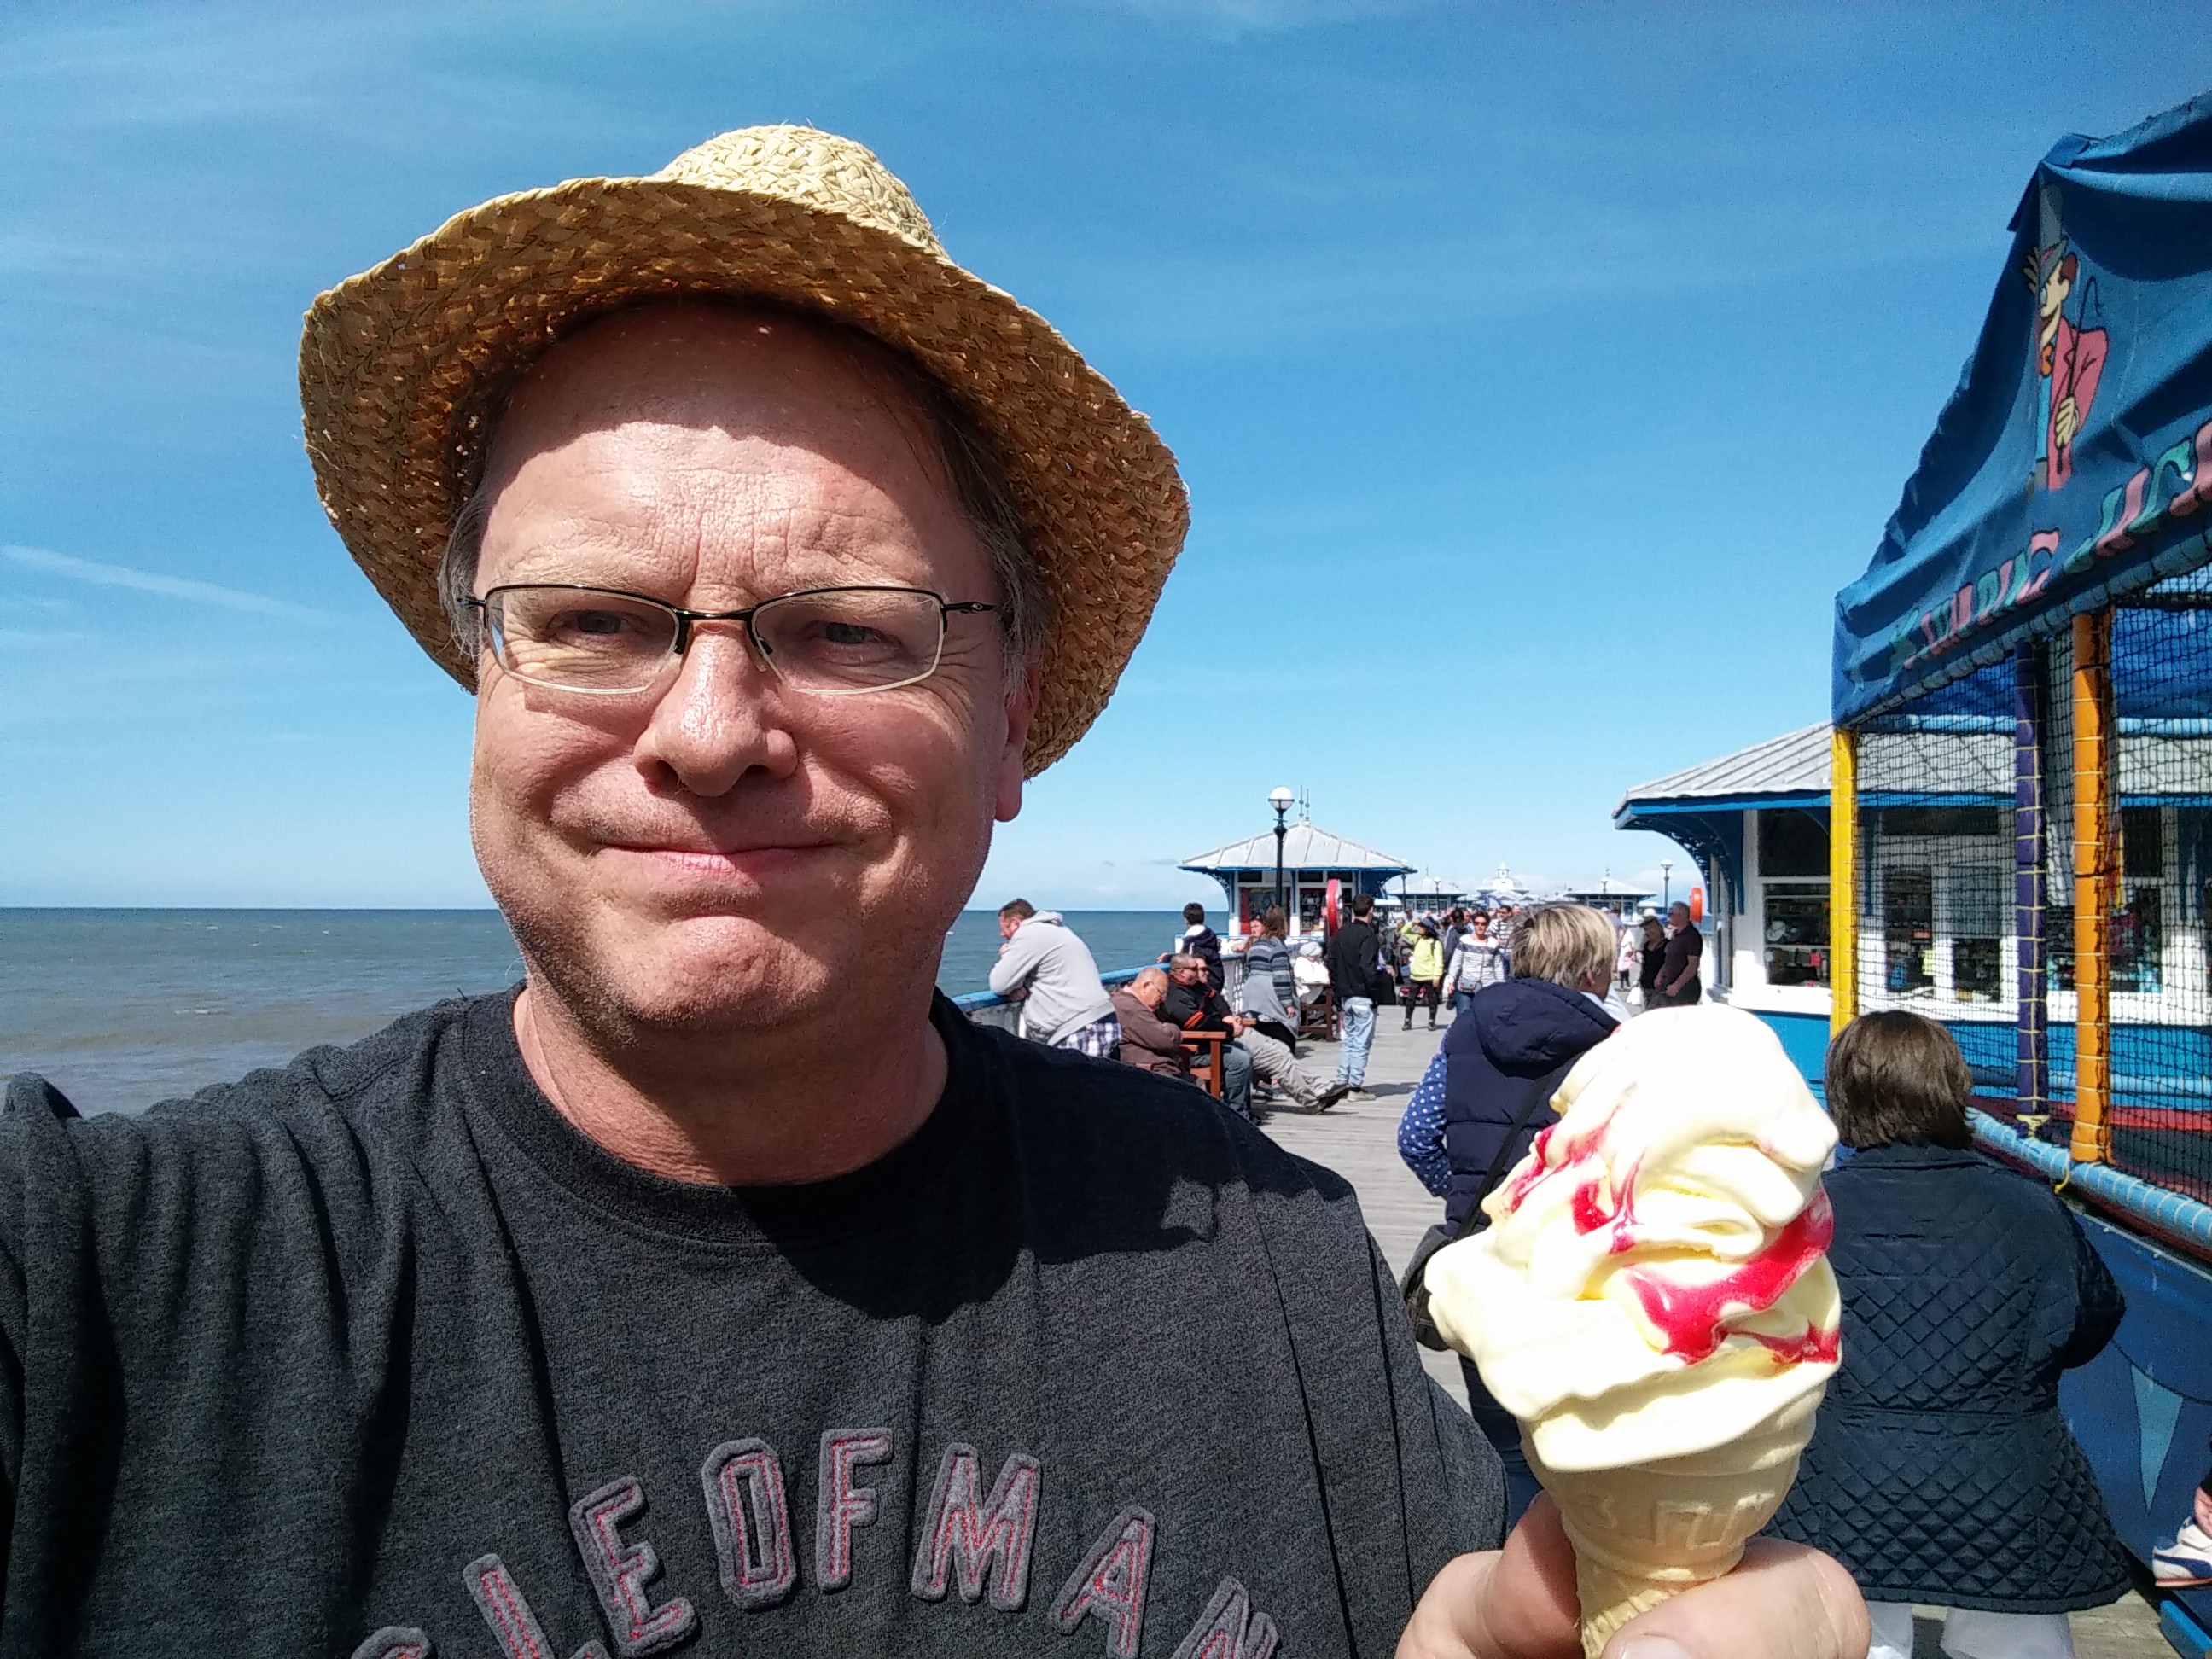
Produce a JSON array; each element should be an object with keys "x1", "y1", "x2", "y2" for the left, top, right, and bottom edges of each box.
[{"x1": 1179, "y1": 1029, "x2": 1231, "y2": 1099}]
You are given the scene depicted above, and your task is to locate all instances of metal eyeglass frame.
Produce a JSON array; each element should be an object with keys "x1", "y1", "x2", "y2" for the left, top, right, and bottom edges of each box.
[{"x1": 462, "y1": 583, "x2": 998, "y2": 696}]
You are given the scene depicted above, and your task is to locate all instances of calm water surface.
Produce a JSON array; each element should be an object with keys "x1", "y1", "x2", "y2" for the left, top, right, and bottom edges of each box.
[{"x1": 1, "y1": 908, "x2": 1187, "y2": 1115}]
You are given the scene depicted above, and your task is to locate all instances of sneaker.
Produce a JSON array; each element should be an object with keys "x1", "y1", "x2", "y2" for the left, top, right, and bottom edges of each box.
[
  {"x1": 1310, "y1": 1082, "x2": 1354, "y2": 1112},
  {"x1": 2155, "y1": 1518, "x2": 2212, "y2": 1587},
  {"x1": 1344, "y1": 1087, "x2": 1377, "y2": 1103}
]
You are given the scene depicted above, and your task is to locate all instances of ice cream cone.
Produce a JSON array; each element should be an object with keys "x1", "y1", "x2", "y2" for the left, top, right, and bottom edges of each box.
[{"x1": 1527, "y1": 1388, "x2": 1823, "y2": 1659}]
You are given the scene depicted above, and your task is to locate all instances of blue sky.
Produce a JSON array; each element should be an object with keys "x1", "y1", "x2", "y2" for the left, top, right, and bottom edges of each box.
[{"x1": 3, "y1": 1, "x2": 2207, "y2": 911}]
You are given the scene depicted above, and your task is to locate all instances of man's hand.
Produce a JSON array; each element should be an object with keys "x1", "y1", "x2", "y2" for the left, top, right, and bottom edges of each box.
[{"x1": 1399, "y1": 1499, "x2": 1868, "y2": 1659}]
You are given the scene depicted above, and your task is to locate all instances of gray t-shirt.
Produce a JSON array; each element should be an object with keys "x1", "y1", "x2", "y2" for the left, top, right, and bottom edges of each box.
[{"x1": 0, "y1": 993, "x2": 1497, "y2": 1656}]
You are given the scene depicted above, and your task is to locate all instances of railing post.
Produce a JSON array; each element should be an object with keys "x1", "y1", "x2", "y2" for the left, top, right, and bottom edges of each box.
[
  {"x1": 1830, "y1": 725, "x2": 1859, "y2": 1036},
  {"x1": 2069, "y1": 610, "x2": 2116, "y2": 1164},
  {"x1": 2014, "y1": 641, "x2": 2047, "y2": 1120}
]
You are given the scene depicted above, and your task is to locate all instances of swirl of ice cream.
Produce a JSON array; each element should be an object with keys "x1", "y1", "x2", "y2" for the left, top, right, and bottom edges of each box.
[{"x1": 1424, "y1": 1003, "x2": 1842, "y2": 1471}]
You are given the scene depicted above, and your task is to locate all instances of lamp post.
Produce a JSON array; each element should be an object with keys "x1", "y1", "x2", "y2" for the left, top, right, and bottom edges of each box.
[
  {"x1": 1269, "y1": 786, "x2": 1295, "y2": 926},
  {"x1": 1661, "y1": 859, "x2": 1674, "y2": 910}
]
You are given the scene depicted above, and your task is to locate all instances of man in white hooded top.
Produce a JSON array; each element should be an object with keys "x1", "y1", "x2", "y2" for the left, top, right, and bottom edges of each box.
[{"x1": 988, "y1": 899, "x2": 1120, "y2": 1055}]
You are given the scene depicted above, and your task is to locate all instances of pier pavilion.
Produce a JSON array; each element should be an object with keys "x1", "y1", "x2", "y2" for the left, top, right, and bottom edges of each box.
[{"x1": 1179, "y1": 819, "x2": 1414, "y2": 938}]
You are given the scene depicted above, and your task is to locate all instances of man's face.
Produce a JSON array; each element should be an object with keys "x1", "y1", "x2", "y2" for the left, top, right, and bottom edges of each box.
[
  {"x1": 998, "y1": 913, "x2": 1022, "y2": 940},
  {"x1": 1668, "y1": 904, "x2": 1691, "y2": 930},
  {"x1": 469, "y1": 304, "x2": 1034, "y2": 1037},
  {"x1": 1169, "y1": 962, "x2": 1202, "y2": 991}
]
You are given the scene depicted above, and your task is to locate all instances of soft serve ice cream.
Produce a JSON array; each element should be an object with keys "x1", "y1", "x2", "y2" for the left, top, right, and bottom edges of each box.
[{"x1": 1423, "y1": 1004, "x2": 1842, "y2": 1654}]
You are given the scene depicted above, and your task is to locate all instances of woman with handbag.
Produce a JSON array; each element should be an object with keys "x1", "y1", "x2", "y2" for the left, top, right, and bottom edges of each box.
[{"x1": 1395, "y1": 903, "x2": 1623, "y2": 1525}]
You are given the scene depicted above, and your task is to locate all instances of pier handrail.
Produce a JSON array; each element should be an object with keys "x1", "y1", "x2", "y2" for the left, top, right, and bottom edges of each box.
[
  {"x1": 949, "y1": 965, "x2": 1146, "y2": 1017},
  {"x1": 1970, "y1": 1108, "x2": 2212, "y2": 1267}
]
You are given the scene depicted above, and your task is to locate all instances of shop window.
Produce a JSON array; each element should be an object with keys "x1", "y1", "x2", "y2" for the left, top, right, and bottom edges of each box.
[
  {"x1": 1942, "y1": 864, "x2": 2005, "y2": 1003},
  {"x1": 1762, "y1": 882, "x2": 1828, "y2": 987},
  {"x1": 2114, "y1": 883, "x2": 2163, "y2": 994},
  {"x1": 2122, "y1": 806, "x2": 2164, "y2": 880},
  {"x1": 2048, "y1": 904, "x2": 2075, "y2": 992},
  {"x1": 1759, "y1": 812, "x2": 1828, "y2": 879},
  {"x1": 2045, "y1": 891, "x2": 2163, "y2": 993},
  {"x1": 1883, "y1": 865, "x2": 1934, "y2": 993}
]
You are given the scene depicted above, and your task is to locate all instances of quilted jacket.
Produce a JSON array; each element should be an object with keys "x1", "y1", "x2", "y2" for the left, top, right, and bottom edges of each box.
[{"x1": 1767, "y1": 1143, "x2": 2132, "y2": 1611}]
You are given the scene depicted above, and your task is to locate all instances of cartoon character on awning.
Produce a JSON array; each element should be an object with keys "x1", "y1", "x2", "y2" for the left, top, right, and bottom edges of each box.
[{"x1": 2025, "y1": 202, "x2": 2108, "y2": 493}]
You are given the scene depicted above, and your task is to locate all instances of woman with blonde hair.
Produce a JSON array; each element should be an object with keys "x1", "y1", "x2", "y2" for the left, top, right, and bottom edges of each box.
[{"x1": 1395, "y1": 902, "x2": 1623, "y2": 1522}]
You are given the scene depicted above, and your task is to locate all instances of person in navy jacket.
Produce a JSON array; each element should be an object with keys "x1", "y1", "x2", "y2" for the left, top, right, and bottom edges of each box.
[
  {"x1": 1769, "y1": 1011, "x2": 2132, "y2": 1659},
  {"x1": 1397, "y1": 903, "x2": 1625, "y2": 1525}
]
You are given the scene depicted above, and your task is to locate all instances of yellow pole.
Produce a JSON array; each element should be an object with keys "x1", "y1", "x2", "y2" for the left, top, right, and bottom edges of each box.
[
  {"x1": 2069, "y1": 610, "x2": 2114, "y2": 1165},
  {"x1": 1830, "y1": 725, "x2": 1859, "y2": 1036}
]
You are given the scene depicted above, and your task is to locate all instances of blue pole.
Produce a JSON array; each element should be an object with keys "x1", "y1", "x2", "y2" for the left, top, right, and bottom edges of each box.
[{"x1": 2014, "y1": 641, "x2": 2048, "y2": 1122}]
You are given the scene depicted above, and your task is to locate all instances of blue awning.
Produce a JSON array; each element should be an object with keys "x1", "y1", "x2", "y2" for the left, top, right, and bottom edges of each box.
[{"x1": 1834, "y1": 93, "x2": 2212, "y2": 725}]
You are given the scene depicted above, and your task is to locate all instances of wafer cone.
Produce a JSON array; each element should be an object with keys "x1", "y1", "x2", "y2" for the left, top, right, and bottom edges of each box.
[{"x1": 1524, "y1": 1388, "x2": 1822, "y2": 1658}]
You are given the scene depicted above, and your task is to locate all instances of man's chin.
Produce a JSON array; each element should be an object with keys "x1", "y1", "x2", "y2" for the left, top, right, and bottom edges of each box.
[
  {"x1": 519, "y1": 907, "x2": 849, "y2": 1038},
  {"x1": 626, "y1": 914, "x2": 841, "y2": 1023}
]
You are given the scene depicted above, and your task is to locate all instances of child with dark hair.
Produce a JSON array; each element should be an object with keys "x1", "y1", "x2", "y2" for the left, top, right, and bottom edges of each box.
[
  {"x1": 1770, "y1": 1012, "x2": 2132, "y2": 1659},
  {"x1": 1167, "y1": 900, "x2": 1223, "y2": 990}
]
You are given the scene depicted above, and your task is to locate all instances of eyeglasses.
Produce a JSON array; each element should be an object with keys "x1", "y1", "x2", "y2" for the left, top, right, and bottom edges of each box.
[{"x1": 463, "y1": 584, "x2": 997, "y2": 697}]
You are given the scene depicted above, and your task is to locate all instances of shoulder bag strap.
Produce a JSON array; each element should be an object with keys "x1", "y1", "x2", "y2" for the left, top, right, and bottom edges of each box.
[{"x1": 1449, "y1": 1060, "x2": 1567, "y2": 1244}]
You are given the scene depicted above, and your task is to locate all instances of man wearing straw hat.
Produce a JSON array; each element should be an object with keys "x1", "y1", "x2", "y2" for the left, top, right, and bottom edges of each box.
[{"x1": 0, "y1": 131, "x2": 1861, "y2": 1659}]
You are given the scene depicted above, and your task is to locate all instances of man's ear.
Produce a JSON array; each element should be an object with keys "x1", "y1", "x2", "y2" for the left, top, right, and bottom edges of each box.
[{"x1": 993, "y1": 660, "x2": 1039, "y2": 824}]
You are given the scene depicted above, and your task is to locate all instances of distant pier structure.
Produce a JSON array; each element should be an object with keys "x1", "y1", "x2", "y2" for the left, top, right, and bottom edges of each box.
[
  {"x1": 1395, "y1": 873, "x2": 1470, "y2": 914},
  {"x1": 1559, "y1": 876, "x2": 1656, "y2": 919},
  {"x1": 1180, "y1": 818, "x2": 1414, "y2": 937}
]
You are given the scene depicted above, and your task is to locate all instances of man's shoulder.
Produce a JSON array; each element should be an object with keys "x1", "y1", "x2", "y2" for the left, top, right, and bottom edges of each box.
[
  {"x1": 959, "y1": 1021, "x2": 1356, "y2": 1213},
  {"x1": 1105, "y1": 987, "x2": 1151, "y2": 1022},
  {"x1": 3, "y1": 995, "x2": 489, "y2": 1177}
]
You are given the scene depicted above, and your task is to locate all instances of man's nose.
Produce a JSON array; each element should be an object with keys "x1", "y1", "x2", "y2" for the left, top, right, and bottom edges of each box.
[{"x1": 635, "y1": 626, "x2": 799, "y2": 795}]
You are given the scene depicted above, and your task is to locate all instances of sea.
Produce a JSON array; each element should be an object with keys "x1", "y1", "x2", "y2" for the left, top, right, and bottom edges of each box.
[{"x1": 0, "y1": 907, "x2": 1187, "y2": 1117}]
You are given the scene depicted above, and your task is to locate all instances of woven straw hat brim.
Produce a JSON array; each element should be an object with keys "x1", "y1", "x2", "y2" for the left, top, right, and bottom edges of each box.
[{"x1": 300, "y1": 171, "x2": 1188, "y2": 775}]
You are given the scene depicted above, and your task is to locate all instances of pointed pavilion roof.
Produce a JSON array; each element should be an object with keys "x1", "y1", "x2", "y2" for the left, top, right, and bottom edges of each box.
[{"x1": 1180, "y1": 820, "x2": 1416, "y2": 876}]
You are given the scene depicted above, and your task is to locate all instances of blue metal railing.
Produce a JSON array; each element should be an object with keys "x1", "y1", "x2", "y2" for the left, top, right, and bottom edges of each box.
[
  {"x1": 950, "y1": 966, "x2": 1146, "y2": 1032},
  {"x1": 1970, "y1": 1108, "x2": 2212, "y2": 1261}
]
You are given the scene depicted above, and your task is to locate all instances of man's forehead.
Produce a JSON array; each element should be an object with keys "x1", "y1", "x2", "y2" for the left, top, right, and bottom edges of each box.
[
  {"x1": 482, "y1": 301, "x2": 937, "y2": 500},
  {"x1": 472, "y1": 300, "x2": 994, "y2": 600}
]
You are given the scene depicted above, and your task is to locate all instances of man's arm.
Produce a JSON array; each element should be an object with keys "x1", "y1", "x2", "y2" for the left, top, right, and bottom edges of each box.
[
  {"x1": 1117, "y1": 999, "x2": 1188, "y2": 1068},
  {"x1": 1664, "y1": 940, "x2": 1699, "y2": 995},
  {"x1": 986, "y1": 930, "x2": 1038, "y2": 997}
]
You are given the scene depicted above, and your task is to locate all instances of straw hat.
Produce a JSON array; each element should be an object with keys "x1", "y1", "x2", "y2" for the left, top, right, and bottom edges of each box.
[{"x1": 299, "y1": 125, "x2": 1188, "y2": 773}]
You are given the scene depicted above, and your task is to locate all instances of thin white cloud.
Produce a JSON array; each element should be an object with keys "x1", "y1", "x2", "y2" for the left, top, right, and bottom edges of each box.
[{"x1": 0, "y1": 544, "x2": 331, "y2": 621}]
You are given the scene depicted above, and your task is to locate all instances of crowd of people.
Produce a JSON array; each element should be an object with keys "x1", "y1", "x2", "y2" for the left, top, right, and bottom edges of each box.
[
  {"x1": 988, "y1": 896, "x2": 1351, "y2": 1120},
  {"x1": 984, "y1": 893, "x2": 1713, "y2": 1120}
]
